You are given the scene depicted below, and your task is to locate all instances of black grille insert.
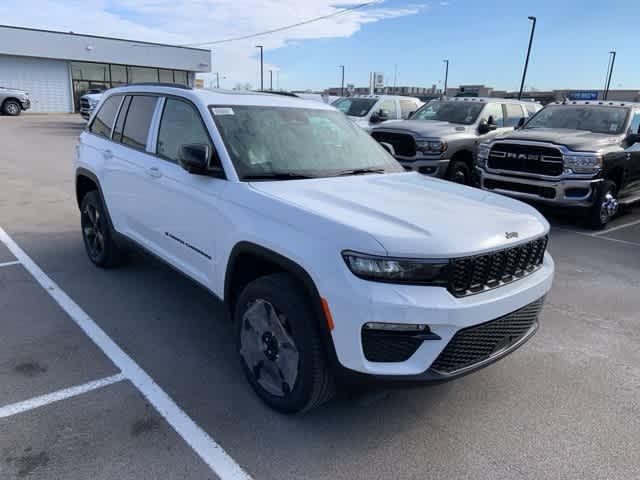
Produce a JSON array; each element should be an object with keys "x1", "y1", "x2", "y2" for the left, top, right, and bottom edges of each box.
[
  {"x1": 448, "y1": 236, "x2": 548, "y2": 297},
  {"x1": 484, "y1": 178, "x2": 556, "y2": 199},
  {"x1": 362, "y1": 330, "x2": 423, "y2": 362},
  {"x1": 371, "y1": 131, "x2": 417, "y2": 157},
  {"x1": 488, "y1": 143, "x2": 563, "y2": 177},
  {"x1": 430, "y1": 297, "x2": 544, "y2": 374}
]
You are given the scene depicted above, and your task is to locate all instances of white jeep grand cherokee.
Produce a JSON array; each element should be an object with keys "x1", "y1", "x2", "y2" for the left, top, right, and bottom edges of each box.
[{"x1": 74, "y1": 84, "x2": 554, "y2": 413}]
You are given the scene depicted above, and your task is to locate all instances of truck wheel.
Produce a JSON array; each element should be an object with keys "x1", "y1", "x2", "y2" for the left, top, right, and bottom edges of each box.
[
  {"x1": 235, "y1": 273, "x2": 334, "y2": 413},
  {"x1": 446, "y1": 160, "x2": 471, "y2": 185},
  {"x1": 587, "y1": 180, "x2": 618, "y2": 230},
  {"x1": 80, "y1": 191, "x2": 125, "y2": 268},
  {"x1": 2, "y1": 100, "x2": 21, "y2": 116}
]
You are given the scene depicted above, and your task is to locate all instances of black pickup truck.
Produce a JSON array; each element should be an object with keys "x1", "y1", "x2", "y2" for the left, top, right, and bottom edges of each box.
[{"x1": 475, "y1": 101, "x2": 640, "y2": 228}]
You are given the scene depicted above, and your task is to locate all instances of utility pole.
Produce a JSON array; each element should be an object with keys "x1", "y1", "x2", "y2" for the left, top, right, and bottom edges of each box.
[
  {"x1": 256, "y1": 45, "x2": 264, "y2": 91},
  {"x1": 603, "y1": 51, "x2": 616, "y2": 100},
  {"x1": 442, "y1": 59, "x2": 449, "y2": 98},
  {"x1": 393, "y1": 64, "x2": 398, "y2": 93},
  {"x1": 269, "y1": 70, "x2": 273, "y2": 91},
  {"x1": 518, "y1": 16, "x2": 537, "y2": 100},
  {"x1": 339, "y1": 65, "x2": 345, "y2": 96},
  {"x1": 216, "y1": 72, "x2": 220, "y2": 89}
]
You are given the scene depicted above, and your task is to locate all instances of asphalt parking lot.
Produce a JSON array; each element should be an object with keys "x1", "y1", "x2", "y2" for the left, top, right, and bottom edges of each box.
[{"x1": 1, "y1": 114, "x2": 640, "y2": 480}]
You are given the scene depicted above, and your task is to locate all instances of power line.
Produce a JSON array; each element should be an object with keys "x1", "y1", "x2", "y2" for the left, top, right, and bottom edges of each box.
[{"x1": 182, "y1": 1, "x2": 379, "y2": 47}]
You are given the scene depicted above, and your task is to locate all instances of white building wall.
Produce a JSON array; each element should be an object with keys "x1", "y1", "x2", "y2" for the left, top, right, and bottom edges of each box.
[{"x1": 0, "y1": 55, "x2": 72, "y2": 112}]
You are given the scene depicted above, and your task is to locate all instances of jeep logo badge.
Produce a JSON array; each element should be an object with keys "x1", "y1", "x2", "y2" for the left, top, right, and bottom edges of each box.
[{"x1": 505, "y1": 232, "x2": 519, "y2": 239}]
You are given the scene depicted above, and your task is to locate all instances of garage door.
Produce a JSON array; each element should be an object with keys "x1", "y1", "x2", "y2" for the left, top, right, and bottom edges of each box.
[{"x1": 0, "y1": 55, "x2": 72, "y2": 113}]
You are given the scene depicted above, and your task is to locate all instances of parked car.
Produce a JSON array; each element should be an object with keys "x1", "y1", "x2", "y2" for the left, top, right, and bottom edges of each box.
[
  {"x1": 370, "y1": 97, "x2": 542, "y2": 185},
  {"x1": 75, "y1": 85, "x2": 554, "y2": 413},
  {"x1": 0, "y1": 86, "x2": 31, "y2": 116},
  {"x1": 476, "y1": 100, "x2": 640, "y2": 229},
  {"x1": 79, "y1": 91, "x2": 104, "y2": 120},
  {"x1": 332, "y1": 95, "x2": 423, "y2": 131}
]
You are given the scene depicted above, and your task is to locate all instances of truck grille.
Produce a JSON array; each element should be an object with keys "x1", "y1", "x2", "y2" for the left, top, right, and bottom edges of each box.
[
  {"x1": 80, "y1": 98, "x2": 90, "y2": 109},
  {"x1": 430, "y1": 297, "x2": 544, "y2": 374},
  {"x1": 371, "y1": 131, "x2": 416, "y2": 157},
  {"x1": 484, "y1": 178, "x2": 556, "y2": 199},
  {"x1": 448, "y1": 236, "x2": 548, "y2": 297},
  {"x1": 488, "y1": 143, "x2": 563, "y2": 177}
]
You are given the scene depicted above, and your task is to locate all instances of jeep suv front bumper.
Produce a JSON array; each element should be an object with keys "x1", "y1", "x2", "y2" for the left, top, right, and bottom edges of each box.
[{"x1": 477, "y1": 168, "x2": 602, "y2": 207}]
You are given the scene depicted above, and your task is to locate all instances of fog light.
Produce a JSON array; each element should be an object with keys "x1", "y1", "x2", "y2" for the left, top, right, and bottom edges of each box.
[{"x1": 364, "y1": 322, "x2": 428, "y2": 332}]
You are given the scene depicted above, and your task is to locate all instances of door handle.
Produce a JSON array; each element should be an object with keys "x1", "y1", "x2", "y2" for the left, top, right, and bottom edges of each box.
[
  {"x1": 103, "y1": 149, "x2": 113, "y2": 159},
  {"x1": 146, "y1": 167, "x2": 163, "y2": 179}
]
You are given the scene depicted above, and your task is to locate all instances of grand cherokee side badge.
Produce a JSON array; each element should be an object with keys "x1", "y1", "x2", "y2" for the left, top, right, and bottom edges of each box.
[{"x1": 505, "y1": 231, "x2": 519, "y2": 239}]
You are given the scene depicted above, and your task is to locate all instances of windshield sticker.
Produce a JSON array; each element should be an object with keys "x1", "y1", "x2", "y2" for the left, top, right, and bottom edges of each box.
[
  {"x1": 609, "y1": 123, "x2": 618, "y2": 132},
  {"x1": 212, "y1": 107, "x2": 234, "y2": 116}
]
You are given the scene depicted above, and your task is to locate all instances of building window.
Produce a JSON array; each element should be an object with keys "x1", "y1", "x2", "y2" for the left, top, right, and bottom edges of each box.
[
  {"x1": 127, "y1": 66, "x2": 159, "y2": 83},
  {"x1": 174, "y1": 70, "x2": 187, "y2": 85},
  {"x1": 70, "y1": 62, "x2": 110, "y2": 82},
  {"x1": 159, "y1": 69, "x2": 174, "y2": 83},
  {"x1": 110, "y1": 65, "x2": 127, "y2": 84}
]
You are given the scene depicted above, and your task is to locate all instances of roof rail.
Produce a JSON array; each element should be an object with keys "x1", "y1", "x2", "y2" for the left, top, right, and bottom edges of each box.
[{"x1": 123, "y1": 82, "x2": 192, "y2": 90}]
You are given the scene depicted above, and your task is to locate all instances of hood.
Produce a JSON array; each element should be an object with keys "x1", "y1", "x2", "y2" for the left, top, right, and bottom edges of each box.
[
  {"x1": 82, "y1": 93, "x2": 103, "y2": 102},
  {"x1": 0, "y1": 86, "x2": 27, "y2": 95},
  {"x1": 249, "y1": 172, "x2": 548, "y2": 258},
  {"x1": 348, "y1": 116, "x2": 373, "y2": 131},
  {"x1": 373, "y1": 119, "x2": 471, "y2": 139},
  {"x1": 496, "y1": 128, "x2": 621, "y2": 152}
]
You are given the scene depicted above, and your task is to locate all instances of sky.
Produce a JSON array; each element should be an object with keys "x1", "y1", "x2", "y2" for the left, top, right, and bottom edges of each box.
[{"x1": 0, "y1": 0, "x2": 637, "y2": 92}]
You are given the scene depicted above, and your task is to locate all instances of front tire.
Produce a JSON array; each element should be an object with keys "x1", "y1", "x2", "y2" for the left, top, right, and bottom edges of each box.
[
  {"x1": 587, "y1": 180, "x2": 618, "y2": 230},
  {"x1": 2, "y1": 100, "x2": 21, "y2": 116},
  {"x1": 446, "y1": 159, "x2": 471, "y2": 185},
  {"x1": 80, "y1": 191, "x2": 125, "y2": 268},
  {"x1": 235, "y1": 273, "x2": 334, "y2": 413}
]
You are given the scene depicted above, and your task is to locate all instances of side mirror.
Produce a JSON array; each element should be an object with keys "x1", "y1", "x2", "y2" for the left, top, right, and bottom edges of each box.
[
  {"x1": 478, "y1": 119, "x2": 497, "y2": 135},
  {"x1": 627, "y1": 131, "x2": 640, "y2": 145},
  {"x1": 178, "y1": 144, "x2": 211, "y2": 175},
  {"x1": 515, "y1": 117, "x2": 526, "y2": 130},
  {"x1": 370, "y1": 110, "x2": 389, "y2": 124}
]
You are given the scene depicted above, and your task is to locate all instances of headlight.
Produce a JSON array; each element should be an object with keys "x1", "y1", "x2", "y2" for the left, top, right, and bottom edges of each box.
[
  {"x1": 563, "y1": 153, "x2": 602, "y2": 174},
  {"x1": 89, "y1": 99, "x2": 99, "y2": 107},
  {"x1": 416, "y1": 139, "x2": 448, "y2": 154},
  {"x1": 477, "y1": 143, "x2": 491, "y2": 167},
  {"x1": 342, "y1": 251, "x2": 449, "y2": 285}
]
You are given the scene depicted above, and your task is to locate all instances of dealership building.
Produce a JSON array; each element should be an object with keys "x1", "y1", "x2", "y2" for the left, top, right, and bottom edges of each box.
[{"x1": 0, "y1": 24, "x2": 211, "y2": 113}]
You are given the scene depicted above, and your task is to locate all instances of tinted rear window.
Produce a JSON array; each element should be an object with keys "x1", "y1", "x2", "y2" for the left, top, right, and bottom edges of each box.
[
  {"x1": 121, "y1": 96, "x2": 157, "y2": 151},
  {"x1": 333, "y1": 98, "x2": 378, "y2": 117},
  {"x1": 89, "y1": 95, "x2": 122, "y2": 138}
]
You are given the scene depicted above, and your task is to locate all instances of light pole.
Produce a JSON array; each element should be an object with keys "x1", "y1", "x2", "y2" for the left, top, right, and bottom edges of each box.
[
  {"x1": 442, "y1": 59, "x2": 449, "y2": 98},
  {"x1": 256, "y1": 45, "x2": 264, "y2": 91},
  {"x1": 603, "y1": 51, "x2": 616, "y2": 100},
  {"x1": 339, "y1": 65, "x2": 345, "y2": 96},
  {"x1": 518, "y1": 16, "x2": 537, "y2": 100},
  {"x1": 270, "y1": 70, "x2": 273, "y2": 91}
]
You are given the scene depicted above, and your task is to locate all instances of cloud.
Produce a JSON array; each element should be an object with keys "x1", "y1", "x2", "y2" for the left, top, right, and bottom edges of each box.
[{"x1": 0, "y1": 0, "x2": 423, "y2": 89}]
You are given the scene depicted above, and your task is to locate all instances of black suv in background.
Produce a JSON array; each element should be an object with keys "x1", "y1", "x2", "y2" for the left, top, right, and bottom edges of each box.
[{"x1": 476, "y1": 101, "x2": 640, "y2": 229}]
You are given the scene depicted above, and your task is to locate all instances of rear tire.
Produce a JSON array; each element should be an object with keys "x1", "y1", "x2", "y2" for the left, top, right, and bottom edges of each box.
[
  {"x1": 2, "y1": 100, "x2": 21, "y2": 116},
  {"x1": 235, "y1": 273, "x2": 334, "y2": 413},
  {"x1": 587, "y1": 180, "x2": 618, "y2": 230},
  {"x1": 80, "y1": 191, "x2": 125, "y2": 268},
  {"x1": 446, "y1": 159, "x2": 471, "y2": 185}
]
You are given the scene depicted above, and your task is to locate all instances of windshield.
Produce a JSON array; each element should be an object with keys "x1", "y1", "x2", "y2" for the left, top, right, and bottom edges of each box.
[
  {"x1": 525, "y1": 105, "x2": 629, "y2": 134},
  {"x1": 210, "y1": 106, "x2": 403, "y2": 180},
  {"x1": 411, "y1": 100, "x2": 485, "y2": 125},
  {"x1": 332, "y1": 97, "x2": 378, "y2": 117}
]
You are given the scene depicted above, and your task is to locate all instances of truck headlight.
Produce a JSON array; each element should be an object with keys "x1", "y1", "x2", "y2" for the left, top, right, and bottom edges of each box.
[
  {"x1": 416, "y1": 139, "x2": 447, "y2": 154},
  {"x1": 342, "y1": 251, "x2": 449, "y2": 285},
  {"x1": 477, "y1": 143, "x2": 491, "y2": 167},
  {"x1": 89, "y1": 99, "x2": 99, "y2": 107},
  {"x1": 563, "y1": 154, "x2": 602, "y2": 174}
]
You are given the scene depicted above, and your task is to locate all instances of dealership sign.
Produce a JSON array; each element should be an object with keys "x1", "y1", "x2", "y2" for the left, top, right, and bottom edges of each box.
[{"x1": 568, "y1": 91, "x2": 599, "y2": 101}]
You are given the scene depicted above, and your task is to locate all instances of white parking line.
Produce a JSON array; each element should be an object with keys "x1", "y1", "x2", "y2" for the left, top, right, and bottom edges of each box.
[
  {"x1": 552, "y1": 226, "x2": 640, "y2": 248},
  {"x1": 0, "y1": 260, "x2": 20, "y2": 268},
  {"x1": 0, "y1": 373, "x2": 125, "y2": 419},
  {"x1": 592, "y1": 218, "x2": 640, "y2": 236},
  {"x1": 0, "y1": 227, "x2": 252, "y2": 480}
]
